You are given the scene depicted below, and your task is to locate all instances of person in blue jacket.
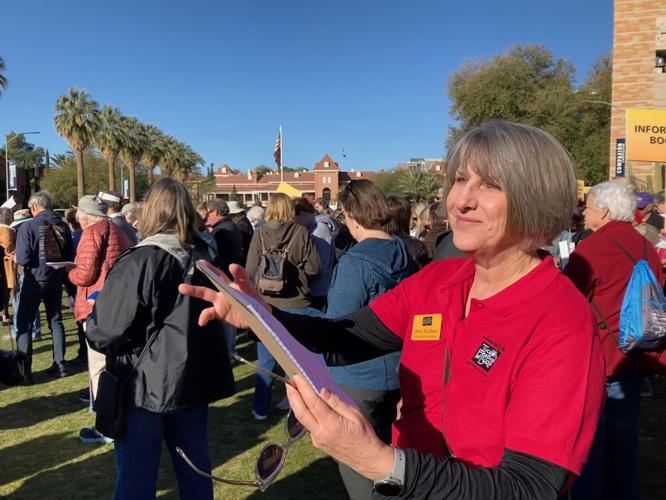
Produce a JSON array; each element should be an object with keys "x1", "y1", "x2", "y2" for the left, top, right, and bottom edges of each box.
[{"x1": 314, "y1": 179, "x2": 416, "y2": 500}]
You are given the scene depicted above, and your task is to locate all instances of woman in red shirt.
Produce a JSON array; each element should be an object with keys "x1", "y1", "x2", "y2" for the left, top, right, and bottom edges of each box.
[{"x1": 181, "y1": 120, "x2": 606, "y2": 499}]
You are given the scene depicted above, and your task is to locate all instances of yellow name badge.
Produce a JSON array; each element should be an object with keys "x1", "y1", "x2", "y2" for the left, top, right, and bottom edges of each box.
[{"x1": 411, "y1": 314, "x2": 442, "y2": 341}]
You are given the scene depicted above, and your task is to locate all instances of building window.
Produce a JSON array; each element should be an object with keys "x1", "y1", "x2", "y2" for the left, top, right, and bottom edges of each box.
[
  {"x1": 261, "y1": 192, "x2": 269, "y2": 201},
  {"x1": 324, "y1": 161, "x2": 329, "y2": 168}
]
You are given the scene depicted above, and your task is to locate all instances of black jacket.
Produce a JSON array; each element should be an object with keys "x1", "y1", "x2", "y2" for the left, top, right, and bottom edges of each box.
[
  {"x1": 86, "y1": 235, "x2": 235, "y2": 413},
  {"x1": 231, "y1": 212, "x2": 254, "y2": 266},
  {"x1": 210, "y1": 218, "x2": 243, "y2": 275}
]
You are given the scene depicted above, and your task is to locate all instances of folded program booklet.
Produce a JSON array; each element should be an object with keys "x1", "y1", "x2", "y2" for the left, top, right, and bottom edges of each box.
[{"x1": 196, "y1": 259, "x2": 356, "y2": 407}]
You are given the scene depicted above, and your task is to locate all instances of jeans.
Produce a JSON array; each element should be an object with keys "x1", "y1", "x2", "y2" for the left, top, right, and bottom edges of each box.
[
  {"x1": 11, "y1": 273, "x2": 41, "y2": 339},
  {"x1": 253, "y1": 306, "x2": 304, "y2": 417},
  {"x1": 15, "y1": 275, "x2": 65, "y2": 368},
  {"x1": 222, "y1": 322, "x2": 236, "y2": 358},
  {"x1": 114, "y1": 406, "x2": 213, "y2": 500},
  {"x1": 571, "y1": 373, "x2": 642, "y2": 500}
]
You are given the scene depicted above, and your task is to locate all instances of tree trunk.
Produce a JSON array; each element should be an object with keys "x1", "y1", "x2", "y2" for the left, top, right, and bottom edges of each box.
[
  {"x1": 108, "y1": 154, "x2": 116, "y2": 191},
  {"x1": 128, "y1": 163, "x2": 136, "y2": 202},
  {"x1": 148, "y1": 164, "x2": 154, "y2": 185},
  {"x1": 76, "y1": 148, "x2": 85, "y2": 200}
]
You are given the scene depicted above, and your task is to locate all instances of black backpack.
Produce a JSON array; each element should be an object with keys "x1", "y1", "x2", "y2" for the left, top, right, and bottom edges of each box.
[{"x1": 255, "y1": 229, "x2": 295, "y2": 297}]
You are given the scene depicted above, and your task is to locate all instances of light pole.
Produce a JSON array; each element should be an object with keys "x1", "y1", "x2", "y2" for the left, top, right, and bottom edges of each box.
[{"x1": 5, "y1": 131, "x2": 40, "y2": 201}]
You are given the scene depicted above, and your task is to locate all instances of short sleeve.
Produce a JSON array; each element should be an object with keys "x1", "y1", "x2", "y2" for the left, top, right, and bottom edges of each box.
[{"x1": 503, "y1": 323, "x2": 605, "y2": 474}]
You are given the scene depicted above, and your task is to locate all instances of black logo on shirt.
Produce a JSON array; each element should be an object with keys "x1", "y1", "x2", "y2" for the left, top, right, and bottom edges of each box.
[
  {"x1": 472, "y1": 342, "x2": 501, "y2": 372},
  {"x1": 422, "y1": 316, "x2": 433, "y2": 326}
]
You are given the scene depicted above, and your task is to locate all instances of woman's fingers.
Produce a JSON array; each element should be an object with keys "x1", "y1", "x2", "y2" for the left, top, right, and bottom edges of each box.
[
  {"x1": 319, "y1": 387, "x2": 360, "y2": 422},
  {"x1": 178, "y1": 283, "x2": 218, "y2": 304},
  {"x1": 286, "y1": 382, "x2": 321, "y2": 433},
  {"x1": 198, "y1": 306, "x2": 218, "y2": 327}
]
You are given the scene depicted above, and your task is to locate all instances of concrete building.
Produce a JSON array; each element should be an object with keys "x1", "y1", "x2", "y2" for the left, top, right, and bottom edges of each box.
[
  {"x1": 205, "y1": 154, "x2": 375, "y2": 206},
  {"x1": 611, "y1": 0, "x2": 666, "y2": 187},
  {"x1": 395, "y1": 158, "x2": 445, "y2": 174}
]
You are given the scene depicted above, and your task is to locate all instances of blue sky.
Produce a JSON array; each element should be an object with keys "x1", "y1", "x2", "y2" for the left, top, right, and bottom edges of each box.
[{"x1": 1, "y1": 0, "x2": 612, "y2": 173}]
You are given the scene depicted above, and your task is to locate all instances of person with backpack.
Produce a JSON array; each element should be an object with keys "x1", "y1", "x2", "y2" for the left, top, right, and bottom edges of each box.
[
  {"x1": 565, "y1": 181, "x2": 666, "y2": 500},
  {"x1": 245, "y1": 193, "x2": 320, "y2": 420},
  {"x1": 14, "y1": 191, "x2": 73, "y2": 383},
  {"x1": 86, "y1": 178, "x2": 235, "y2": 499}
]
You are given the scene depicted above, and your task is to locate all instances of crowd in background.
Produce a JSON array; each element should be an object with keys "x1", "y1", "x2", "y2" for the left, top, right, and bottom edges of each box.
[{"x1": 2, "y1": 146, "x2": 666, "y2": 499}]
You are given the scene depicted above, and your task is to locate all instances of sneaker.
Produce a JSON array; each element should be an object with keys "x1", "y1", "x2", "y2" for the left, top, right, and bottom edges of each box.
[
  {"x1": 252, "y1": 410, "x2": 268, "y2": 421},
  {"x1": 45, "y1": 362, "x2": 68, "y2": 378},
  {"x1": 79, "y1": 427, "x2": 113, "y2": 444},
  {"x1": 274, "y1": 396, "x2": 291, "y2": 411},
  {"x1": 78, "y1": 390, "x2": 91, "y2": 404}
]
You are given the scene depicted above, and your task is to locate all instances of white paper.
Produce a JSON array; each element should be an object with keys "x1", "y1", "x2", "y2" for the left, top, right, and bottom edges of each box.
[
  {"x1": 1, "y1": 196, "x2": 16, "y2": 209},
  {"x1": 46, "y1": 261, "x2": 76, "y2": 269}
]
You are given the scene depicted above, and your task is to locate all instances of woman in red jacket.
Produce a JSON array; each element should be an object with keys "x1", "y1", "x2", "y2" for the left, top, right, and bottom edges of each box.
[
  {"x1": 68, "y1": 195, "x2": 133, "y2": 444},
  {"x1": 565, "y1": 181, "x2": 666, "y2": 500}
]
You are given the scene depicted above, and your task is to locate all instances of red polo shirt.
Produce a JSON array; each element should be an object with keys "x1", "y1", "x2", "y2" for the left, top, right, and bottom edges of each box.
[{"x1": 369, "y1": 256, "x2": 605, "y2": 474}]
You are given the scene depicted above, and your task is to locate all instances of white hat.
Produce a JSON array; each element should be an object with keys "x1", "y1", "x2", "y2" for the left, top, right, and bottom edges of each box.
[{"x1": 226, "y1": 201, "x2": 244, "y2": 214}]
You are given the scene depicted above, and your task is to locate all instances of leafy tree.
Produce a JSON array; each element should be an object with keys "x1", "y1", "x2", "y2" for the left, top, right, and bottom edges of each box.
[
  {"x1": 2, "y1": 133, "x2": 45, "y2": 171},
  {"x1": 157, "y1": 134, "x2": 179, "y2": 177},
  {"x1": 141, "y1": 123, "x2": 164, "y2": 185},
  {"x1": 397, "y1": 170, "x2": 442, "y2": 202},
  {"x1": 255, "y1": 165, "x2": 274, "y2": 176},
  {"x1": 54, "y1": 88, "x2": 100, "y2": 199},
  {"x1": 0, "y1": 57, "x2": 7, "y2": 96},
  {"x1": 446, "y1": 45, "x2": 612, "y2": 185},
  {"x1": 374, "y1": 171, "x2": 406, "y2": 198},
  {"x1": 95, "y1": 105, "x2": 126, "y2": 191},
  {"x1": 283, "y1": 166, "x2": 309, "y2": 172},
  {"x1": 118, "y1": 116, "x2": 148, "y2": 202}
]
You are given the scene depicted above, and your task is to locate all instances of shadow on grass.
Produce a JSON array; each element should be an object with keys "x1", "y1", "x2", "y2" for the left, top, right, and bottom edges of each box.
[
  {"x1": 6, "y1": 443, "x2": 115, "y2": 499},
  {"x1": 0, "y1": 433, "x2": 113, "y2": 492},
  {"x1": 0, "y1": 388, "x2": 83, "y2": 430},
  {"x1": 248, "y1": 456, "x2": 346, "y2": 499}
]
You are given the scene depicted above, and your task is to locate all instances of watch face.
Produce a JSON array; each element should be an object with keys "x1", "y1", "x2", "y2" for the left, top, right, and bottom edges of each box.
[{"x1": 374, "y1": 480, "x2": 403, "y2": 496}]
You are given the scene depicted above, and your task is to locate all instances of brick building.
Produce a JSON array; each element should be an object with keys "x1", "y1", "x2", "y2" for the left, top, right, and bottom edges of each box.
[
  {"x1": 206, "y1": 154, "x2": 375, "y2": 207},
  {"x1": 611, "y1": 0, "x2": 666, "y2": 186}
]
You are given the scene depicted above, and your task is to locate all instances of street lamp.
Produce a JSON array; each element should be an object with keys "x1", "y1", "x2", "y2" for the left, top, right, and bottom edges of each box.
[{"x1": 5, "y1": 131, "x2": 40, "y2": 201}]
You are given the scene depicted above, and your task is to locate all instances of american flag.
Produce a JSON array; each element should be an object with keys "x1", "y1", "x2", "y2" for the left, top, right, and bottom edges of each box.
[{"x1": 273, "y1": 128, "x2": 282, "y2": 168}]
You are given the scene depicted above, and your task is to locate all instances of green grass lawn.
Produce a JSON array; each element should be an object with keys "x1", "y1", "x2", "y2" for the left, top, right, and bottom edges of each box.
[{"x1": 1, "y1": 304, "x2": 665, "y2": 499}]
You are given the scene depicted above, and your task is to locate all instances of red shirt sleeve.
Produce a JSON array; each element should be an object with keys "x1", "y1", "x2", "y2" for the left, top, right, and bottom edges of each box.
[
  {"x1": 369, "y1": 272, "x2": 412, "y2": 339},
  {"x1": 503, "y1": 321, "x2": 606, "y2": 474}
]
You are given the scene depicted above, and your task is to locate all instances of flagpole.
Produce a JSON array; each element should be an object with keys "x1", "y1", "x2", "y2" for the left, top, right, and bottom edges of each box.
[{"x1": 280, "y1": 125, "x2": 284, "y2": 183}]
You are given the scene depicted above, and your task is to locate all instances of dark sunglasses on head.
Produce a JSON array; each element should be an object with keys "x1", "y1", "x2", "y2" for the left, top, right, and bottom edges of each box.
[{"x1": 176, "y1": 355, "x2": 306, "y2": 491}]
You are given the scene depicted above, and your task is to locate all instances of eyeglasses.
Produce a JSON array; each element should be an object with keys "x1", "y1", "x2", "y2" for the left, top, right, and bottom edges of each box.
[{"x1": 176, "y1": 355, "x2": 306, "y2": 492}]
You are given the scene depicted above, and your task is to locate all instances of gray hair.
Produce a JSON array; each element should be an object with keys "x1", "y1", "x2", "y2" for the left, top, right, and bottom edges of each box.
[
  {"x1": 588, "y1": 182, "x2": 636, "y2": 222},
  {"x1": 247, "y1": 205, "x2": 265, "y2": 224},
  {"x1": 28, "y1": 191, "x2": 53, "y2": 211},
  {"x1": 77, "y1": 211, "x2": 107, "y2": 225},
  {"x1": 654, "y1": 191, "x2": 665, "y2": 205},
  {"x1": 208, "y1": 199, "x2": 229, "y2": 216},
  {"x1": 446, "y1": 120, "x2": 577, "y2": 249},
  {"x1": 0, "y1": 208, "x2": 12, "y2": 226}
]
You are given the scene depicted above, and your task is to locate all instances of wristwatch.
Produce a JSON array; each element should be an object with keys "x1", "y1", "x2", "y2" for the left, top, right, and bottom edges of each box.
[{"x1": 373, "y1": 446, "x2": 406, "y2": 496}]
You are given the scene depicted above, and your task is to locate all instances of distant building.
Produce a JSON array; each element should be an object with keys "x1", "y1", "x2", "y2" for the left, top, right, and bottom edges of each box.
[
  {"x1": 395, "y1": 158, "x2": 445, "y2": 174},
  {"x1": 610, "y1": 0, "x2": 666, "y2": 187},
  {"x1": 205, "y1": 154, "x2": 376, "y2": 206}
]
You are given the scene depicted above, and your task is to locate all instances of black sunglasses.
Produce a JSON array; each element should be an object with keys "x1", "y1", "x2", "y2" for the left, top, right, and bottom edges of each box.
[{"x1": 176, "y1": 355, "x2": 306, "y2": 491}]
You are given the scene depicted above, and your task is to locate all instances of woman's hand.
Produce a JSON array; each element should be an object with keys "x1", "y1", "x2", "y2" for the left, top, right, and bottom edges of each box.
[
  {"x1": 286, "y1": 375, "x2": 395, "y2": 481},
  {"x1": 178, "y1": 263, "x2": 270, "y2": 329}
]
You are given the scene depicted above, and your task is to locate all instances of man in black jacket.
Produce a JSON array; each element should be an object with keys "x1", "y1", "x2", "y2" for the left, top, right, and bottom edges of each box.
[
  {"x1": 15, "y1": 191, "x2": 73, "y2": 382},
  {"x1": 228, "y1": 201, "x2": 253, "y2": 266}
]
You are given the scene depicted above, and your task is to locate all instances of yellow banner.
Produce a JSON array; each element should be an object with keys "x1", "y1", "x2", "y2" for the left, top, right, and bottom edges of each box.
[{"x1": 626, "y1": 108, "x2": 666, "y2": 162}]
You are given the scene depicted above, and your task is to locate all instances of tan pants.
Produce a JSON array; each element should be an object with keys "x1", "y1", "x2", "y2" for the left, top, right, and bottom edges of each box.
[{"x1": 83, "y1": 322, "x2": 106, "y2": 405}]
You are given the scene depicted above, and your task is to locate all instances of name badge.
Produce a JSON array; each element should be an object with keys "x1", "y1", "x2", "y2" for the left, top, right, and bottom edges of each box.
[{"x1": 411, "y1": 314, "x2": 442, "y2": 341}]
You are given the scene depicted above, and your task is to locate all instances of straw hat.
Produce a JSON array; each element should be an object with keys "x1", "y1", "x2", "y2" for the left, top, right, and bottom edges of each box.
[{"x1": 10, "y1": 209, "x2": 32, "y2": 229}]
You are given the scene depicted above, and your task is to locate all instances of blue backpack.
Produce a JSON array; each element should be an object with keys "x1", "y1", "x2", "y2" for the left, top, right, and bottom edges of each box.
[{"x1": 593, "y1": 237, "x2": 666, "y2": 352}]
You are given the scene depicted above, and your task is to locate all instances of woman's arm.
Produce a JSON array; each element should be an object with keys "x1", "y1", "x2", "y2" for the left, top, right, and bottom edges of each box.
[
  {"x1": 320, "y1": 256, "x2": 368, "y2": 318},
  {"x1": 68, "y1": 229, "x2": 103, "y2": 287}
]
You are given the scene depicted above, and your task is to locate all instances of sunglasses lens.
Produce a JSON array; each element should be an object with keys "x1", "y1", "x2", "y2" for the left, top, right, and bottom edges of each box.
[
  {"x1": 257, "y1": 444, "x2": 284, "y2": 481},
  {"x1": 286, "y1": 411, "x2": 306, "y2": 440}
]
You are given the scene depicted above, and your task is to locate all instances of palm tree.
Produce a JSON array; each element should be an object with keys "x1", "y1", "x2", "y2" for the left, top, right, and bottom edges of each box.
[
  {"x1": 173, "y1": 144, "x2": 203, "y2": 181},
  {"x1": 140, "y1": 124, "x2": 164, "y2": 185},
  {"x1": 157, "y1": 134, "x2": 179, "y2": 177},
  {"x1": 118, "y1": 116, "x2": 148, "y2": 202},
  {"x1": 54, "y1": 88, "x2": 100, "y2": 199},
  {"x1": 95, "y1": 105, "x2": 126, "y2": 191},
  {"x1": 398, "y1": 170, "x2": 442, "y2": 202},
  {"x1": 0, "y1": 57, "x2": 8, "y2": 96}
]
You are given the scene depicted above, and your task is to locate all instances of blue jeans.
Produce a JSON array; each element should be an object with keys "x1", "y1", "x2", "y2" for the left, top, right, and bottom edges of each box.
[
  {"x1": 11, "y1": 273, "x2": 41, "y2": 339},
  {"x1": 222, "y1": 322, "x2": 236, "y2": 358},
  {"x1": 571, "y1": 373, "x2": 642, "y2": 500},
  {"x1": 253, "y1": 306, "x2": 304, "y2": 417},
  {"x1": 15, "y1": 275, "x2": 65, "y2": 368},
  {"x1": 114, "y1": 406, "x2": 213, "y2": 500}
]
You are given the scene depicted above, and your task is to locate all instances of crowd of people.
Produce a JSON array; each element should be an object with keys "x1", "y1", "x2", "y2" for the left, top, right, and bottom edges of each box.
[{"x1": 2, "y1": 119, "x2": 666, "y2": 499}]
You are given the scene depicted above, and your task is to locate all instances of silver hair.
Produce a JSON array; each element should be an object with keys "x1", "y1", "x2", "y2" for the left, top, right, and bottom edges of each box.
[
  {"x1": 28, "y1": 191, "x2": 53, "y2": 211},
  {"x1": 588, "y1": 182, "x2": 636, "y2": 222},
  {"x1": 247, "y1": 205, "x2": 265, "y2": 224},
  {"x1": 446, "y1": 120, "x2": 577, "y2": 249},
  {"x1": 208, "y1": 199, "x2": 229, "y2": 216},
  {"x1": 76, "y1": 211, "x2": 107, "y2": 225}
]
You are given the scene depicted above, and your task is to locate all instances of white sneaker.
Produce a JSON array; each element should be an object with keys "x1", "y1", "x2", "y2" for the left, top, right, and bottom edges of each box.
[{"x1": 252, "y1": 410, "x2": 267, "y2": 421}]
